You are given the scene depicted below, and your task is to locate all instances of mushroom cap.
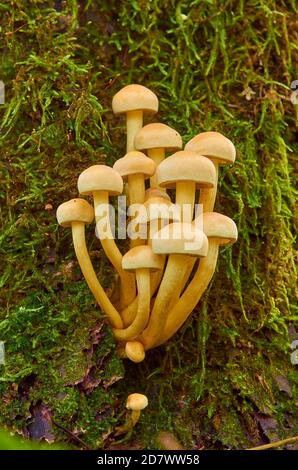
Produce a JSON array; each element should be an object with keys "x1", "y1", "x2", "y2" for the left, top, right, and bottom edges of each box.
[
  {"x1": 56, "y1": 198, "x2": 94, "y2": 227},
  {"x1": 152, "y1": 222, "x2": 208, "y2": 257},
  {"x1": 138, "y1": 197, "x2": 180, "y2": 224},
  {"x1": 195, "y1": 212, "x2": 238, "y2": 245},
  {"x1": 156, "y1": 151, "x2": 216, "y2": 189},
  {"x1": 122, "y1": 245, "x2": 163, "y2": 272},
  {"x1": 113, "y1": 151, "x2": 155, "y2": 180},
  {"x1": 134, "y1": 123, "x2": 182, "y2": 151},
  {"x1": 145, "y1": 188, "x2": 171, "y2": 201},
  {"x1": 125, "y1": 341, "x2": 145, "y2": 363},
  {"x1": 126, "y1": 393, "x2": 148, "y2": 411},
  {"x1": 78, "y1": 165, "x2": 123, "y2": 196},
  {"x1": 112, "y1": 84, "x2": 158, "y2": 115},
  {"x1": 185, "y1": 131, "x2": 236, "y2": 165}
]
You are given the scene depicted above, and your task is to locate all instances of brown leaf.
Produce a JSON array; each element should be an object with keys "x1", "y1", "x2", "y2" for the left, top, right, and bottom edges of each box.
[
  {"x1": 28, "y1": 403, "x2": 55, "y2": 443},
  {"x1": 274, "y1": 375, "x2": 292, "y2": 397}
]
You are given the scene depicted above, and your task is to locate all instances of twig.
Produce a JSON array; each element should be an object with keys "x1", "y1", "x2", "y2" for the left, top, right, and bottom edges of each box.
[
  {"x1": 247, "y1": 435, "x2": 298, "y2": 450},
  {"x1": 53, "y1": 420, "x2": 90, "y2": 450}
]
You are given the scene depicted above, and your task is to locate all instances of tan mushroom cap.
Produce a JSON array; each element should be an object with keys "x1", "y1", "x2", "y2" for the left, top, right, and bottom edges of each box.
[
  {"x1": 113, "y1": 151, "x2": 155, "y2": 180},
  {"x1": 135, "y1": 123, "x2": 182, "y2": 151},
  {"x1": 56, "y1": 198, "x2": 94, "y2": 227},
  {"x1": 194, "y1": 212, "x2": 238, "y2": 245},
  {"x1": 122, "y1": 245, "x2": 163, "y2": 272},
  {"x1": 125, "y1": 341, "x2": 145, "y2": 363},
  {"x1": 78, "y1": 165, "x2": 123, "y2": 196},
  {"x1": 185, "y1": 131, "x2": 236, "y2": 165},
  {"x1": 152, "y1": 222, "x2": 208, "y2": 257},
  {"x1": 112, "y1": 84, "x2": 158, "y2": 115},
  {"x1": 126, "y1": 393, "x2": 148, "y2": 411},
  {"x1": 145, "y1": 188, "x2": 171, "y2": 201},
  {"x1": 138, "y1": 197, "x2": 180, "y2": 225},
  {"x1": 156, "y1": 151, "x2": 216, "y2": 189}
]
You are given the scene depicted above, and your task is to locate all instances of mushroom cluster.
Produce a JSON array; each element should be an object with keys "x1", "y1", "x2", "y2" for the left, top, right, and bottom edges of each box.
[{"x1": 57, "y1": 84, "x2": 238, "y2": 364}]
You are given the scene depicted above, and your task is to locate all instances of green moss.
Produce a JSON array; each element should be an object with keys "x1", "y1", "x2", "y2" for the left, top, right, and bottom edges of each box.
[{"x1": 0, "y1": 0, "x2": 297, "y2": 449}]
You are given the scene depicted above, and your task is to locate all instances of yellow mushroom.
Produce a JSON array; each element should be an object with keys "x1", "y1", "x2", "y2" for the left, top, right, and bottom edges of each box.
[
  {"x1": 140, "y1": 222, "x2": 208, "y2": 349},
  {"x1": 113, "y1": 151, "x2": 155, "y2": 249},
  {"x1": 125, "y1": 341, "x2": 145, "y2": 363},
  {"x1": 56, "y1": 199, "x2": 123, "y2": 329},
  {"x1": 134, "y1": 123, "x2": 182, "y2": 189},
  {"x1": 113, "y1": 150, "x2": 155, "y2": 209},
  {"x1": 77, "y1": 165, "x2": 135, "y2": 308},
  {"x1": 185, "y1": 131, "x2": 236, "y2": 212},
  {"x1": 155, "y1": 212, "x2": 238, "y2": 348},
  {"x1": 115, "y1": 393, "x2": 148, "y2": 435},
  {"x1": 156, "y1": 150, "x2": 216, "y2": 222},
  {"x1": 112, "y1": 84, "x2": 158, "y2": 152},
  {"x1": 152, "y1": 150, "x2": 216, "y2": 309},
  {"x1": 113, "y1": 245, "x2": 163, "y2": 342}
]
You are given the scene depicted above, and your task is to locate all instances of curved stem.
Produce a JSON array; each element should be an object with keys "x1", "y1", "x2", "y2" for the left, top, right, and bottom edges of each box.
[
  {"x1": 131, "y1": 410, "x2": 141, "y2": 427},
  {"x1": 199, "y1": 161, "x2": 218, "y2": 212},
  {"x1": 121, "y1": 270, "x2": 162, "y2": 327},
  {"x1": 113, "y1": 269, "x2": 150, "y2": 341},
  {"x1": 141, "y1": 254, "x2": 188, "y2": 349},
  {"x1": 168, "y1": 257, "x2": 197, "y2": 310},
  {"x1": 154, "y1": 241, "x2": 219, "y2": 348},
  {"x1": 147, "y1": 148, "x2": 165, "y2": 188},
  {"x1": 93, "y1": 190, "x2": 136, "y2": 308},
  {"x1": 71, "y1": 222, "x2": 123, "y2": 329},
  {"x1": 126, "y1": 110, "x2": 143, "y2": 152}
]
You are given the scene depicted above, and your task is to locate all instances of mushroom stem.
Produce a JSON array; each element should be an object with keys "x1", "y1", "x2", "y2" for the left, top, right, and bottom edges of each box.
[
  {"x1": 71, "y1": 222, "x2": 123, "y2": 329},
  {"x1": 175, "y1": 181, "x2": 196, "y2": 222},
  {"x1": 154, "y1": 241, "x2": 219, "y2": 348},
  {"x1": 93, "y1": 190, "x2": 136, "y2": 307},
  {"x1": 128, "y1": 173, "x2": 145, "y2": 205},
  {"x1": 113, "y1": 268, "x2": 150, "y2": 341},
  {"x1": 128, "y1": 173, "x2": 146, "y2": 248},
  {"x1": 121, "y1": 271, "x2": 161, "y2": 327},
  {"x1": 199, "y1": 162, "x2": 218, "y2": 212},
  {"x1": 147, "y1": 148, "x2": 165, "y2": 188},
  {"x1": 148, "y1": 218, "x2": 166, "y2": 291},
  {"x1": 141, "y1": 254, "x2": 188, "y2": 349},
  {"x1": 126, "y1": 110, "x2": 143, "y2": 152},
  {"x1": 130, "y1": 410, "x2": 141, "y2": 427}
]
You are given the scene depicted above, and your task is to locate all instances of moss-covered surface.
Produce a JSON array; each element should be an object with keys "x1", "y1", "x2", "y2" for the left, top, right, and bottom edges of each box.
[{"x1": 0, "y1": 0, "x2": 297, "y2": 450}]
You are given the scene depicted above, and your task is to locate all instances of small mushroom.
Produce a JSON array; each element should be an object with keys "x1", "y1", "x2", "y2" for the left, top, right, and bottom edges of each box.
[
  {"x1": 112, "y1": 84, "x2": 158, "y2": 152},
  {"x1": 134, "y1": 123, "x2": 182, "y2": 189},
  {"x1": 126, "y1": 393, "x2": 148, "y2": 426},
  {"x1": 78, "y1": 165, "x2": 136, "y2": 308},
  {"x1": 156, "y1": 150, "x2": 216, "y2": 222},
  {"x1": 113, "y1": 151, "x2": 155, "y2": 206},
  {"x1": 113, "y1": 151, "x2": 155, "y2": 247},
  {"x1": 56, "y1": 198, "x2": 123, "y2": 329},
  {"x1": 141, "y1": 222, "x2": 208, "y2": 349},
  {"x1": 185, "y1": 131, "x2": 236, "y2": 212},
  {"x1": 115, "y1": 393, "x2": 148, "y2": 435},
  {"x1": 125, "y1": 341, "x2": 145, "y2": 363},
  {"x1": 156, "y1": 212, "x2": 238, "y2": 347},
  {"x1": 145, "y1": 187, "x2": 171, "y2": 201},
  {"x1": 113, "y1": 245, "x2": 163, "y2": 342}
]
